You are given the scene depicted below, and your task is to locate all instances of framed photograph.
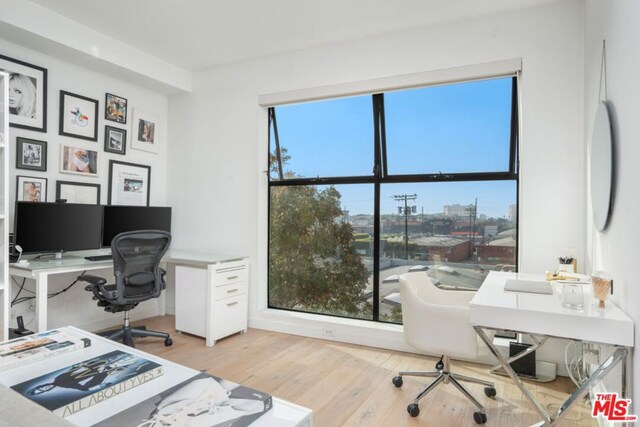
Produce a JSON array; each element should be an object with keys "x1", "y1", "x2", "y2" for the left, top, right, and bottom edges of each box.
[
  {"x1": 104, "y1": 125, "x2": 126, "y2": 155},
  {"x1": 108, "y1": 160, "x2": 151, "y2": 206},
  {"x1": 59, "y1": 90, "x2": 99, "y2": 141},
  {"x1": 60, "y1": 145, "x2": 98, "y2": 177},
  {"x1": 105, "y1": 93, "x2": 127, "y2": 124},
  {"x1": 131, "y1": 109, "x2": 160, "y2": 154},
  {"x1": 16, "y1": 176, "x2": 47, "y2": 202},
  {"x1": 56, "y1": 181, "x2": 100, "y2": 204},
  {"x1": 0, "y1": 54, "x2": 47, "y2": 132},
  {"x1": 16, "y1": 137, "x2": 47, "y2": 171}
]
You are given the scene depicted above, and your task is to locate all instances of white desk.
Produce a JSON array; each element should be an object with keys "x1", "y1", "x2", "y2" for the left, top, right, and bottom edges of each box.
[
  {"x1": 7, "y1": 250, "x2": 247, "y2": 345},
  {"x1": 470, "y1": 271, "x2": 634, "y2": 426},
  {"x1": 0, "y1": 326, "x2": 313, "y2": 426}
]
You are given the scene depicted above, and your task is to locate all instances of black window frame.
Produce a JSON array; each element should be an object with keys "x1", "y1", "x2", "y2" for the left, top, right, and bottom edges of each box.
[{"x1": 267, "y1": 76, "x2": 519, "y2": 323}]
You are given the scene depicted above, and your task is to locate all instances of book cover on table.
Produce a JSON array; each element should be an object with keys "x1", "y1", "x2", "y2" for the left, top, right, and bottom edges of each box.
[
  {"x1": 0, "y1": 328, "x2": 91, "y2": 371},
  {"x1": 10, "y1": 350, "x2": 163, "y2": 418},
  {"x1": 94, "y1": 372, "x2": 272, "y2": 426}
]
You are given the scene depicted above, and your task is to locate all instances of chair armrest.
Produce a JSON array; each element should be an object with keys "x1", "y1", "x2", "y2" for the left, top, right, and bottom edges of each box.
[{"x1": 77, "y1": 274, "x2": 107, "y2": 286}]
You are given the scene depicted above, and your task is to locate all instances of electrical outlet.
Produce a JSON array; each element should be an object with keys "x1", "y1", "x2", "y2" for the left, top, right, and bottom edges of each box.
[{"x1": 322, "y1": 326, "x2": 336, "y2": 338}]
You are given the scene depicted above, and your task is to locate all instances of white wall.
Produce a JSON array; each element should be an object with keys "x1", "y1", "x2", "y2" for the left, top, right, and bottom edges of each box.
[
  {"x1": 2, "y1": 38, "x2": 170, "y2": 331},
  {"x1": 168, "y1": 0, "x2": 585, "y2": 364},
  {"x1": 585, "y1": 0, "x2": 640, "y2": 403}
]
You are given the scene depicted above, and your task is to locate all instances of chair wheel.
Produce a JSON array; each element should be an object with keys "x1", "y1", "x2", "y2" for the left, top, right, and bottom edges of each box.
[
  {"x1": 484, "y1": 387, "x2": 496, "y2": 398},
  {"x1": 473, "y1": 412, "x2": 487, "y2": 424},
  {"x1": 392, "y1": 376, "x2": 403, "y2": 387},
  {"x1": 164, "y1": 338, "x2": 173, "y2": 346},
  {"x1": 407, "y1": 403, "x2": 420, "y2": 417}
]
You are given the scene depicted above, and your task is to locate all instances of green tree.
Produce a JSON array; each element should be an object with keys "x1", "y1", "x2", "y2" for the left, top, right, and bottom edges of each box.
[{"x1": 269, "y1": 183, "x2": 370, "y2": 318}]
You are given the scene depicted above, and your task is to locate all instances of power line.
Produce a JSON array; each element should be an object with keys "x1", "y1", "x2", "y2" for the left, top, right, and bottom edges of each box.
[{"x1": 394, "y1": 194, "x2": 417, "y2": 260}]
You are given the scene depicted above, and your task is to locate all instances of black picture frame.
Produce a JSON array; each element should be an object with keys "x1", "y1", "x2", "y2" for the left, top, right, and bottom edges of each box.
[
  {"x1": 16, "y1": 137, "x2": 47, "y2": 172},
  {"x1": 16, "y1": 175, "x2": 48, "y2": 202},
  {"x1": 59, "y1": 90, "x2": 99, "y2": 141},
  {"x1": 108, "y1": 160, "x2": 151, "y2": 206},
  {"x1": 0, "y1": 54, "x2": 48, "y2": 132},
  {"x1": 105, "y1": 93, "x2": 128, "y2": 124},
  {"x1": 104, "y1": 125, "x2": 127, "y2": 155},
  {"x1": 55, "y1": 181, "x2": 101, "y2": 205}
]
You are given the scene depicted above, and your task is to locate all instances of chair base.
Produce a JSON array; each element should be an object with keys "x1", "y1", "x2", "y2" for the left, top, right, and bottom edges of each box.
[
  {"x1": 393, "y1": 355, "x2": 496, "y2": 425},
  {"x1": 99, "y1": 310, "x2": 172, "y2": 348}
]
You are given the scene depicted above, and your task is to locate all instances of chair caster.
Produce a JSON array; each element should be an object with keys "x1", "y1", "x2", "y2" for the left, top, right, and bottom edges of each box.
[
  {"x1": 484, "y1": 386, "x2": 497, "y2": 398},
  {"x1": 473, "y1": 412, "x2": 487, "y2": 424},
  {"x1": 392, "y1": 376, "x2": 403, "y2": 387},
  {"x1": 164, "y1": 338, "x2": 173, "y2": 346},
  {"x1": 407, "y1": 403, "x2": 420, "y2": 417},
  {"x1": 435, "y1": 356, "x2": 444, "y2": 371}
]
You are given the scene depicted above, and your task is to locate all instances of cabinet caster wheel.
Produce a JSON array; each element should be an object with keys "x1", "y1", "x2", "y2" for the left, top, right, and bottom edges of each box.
[
  {"x1": 484, "y1": 387, "x2": 496, "y2": 398},
  {"x1": 473, "y1": 412, "x2": 487, "y2": 424},
  {"x1": 392, "y1": 376, "x2": 403, "y2": 387},
  {"x1": 164, "y1": 338, "x2": 173, "y2": 347},
  {"x1": 407, "y1": 403, "x2": 420, "y2": 417}
]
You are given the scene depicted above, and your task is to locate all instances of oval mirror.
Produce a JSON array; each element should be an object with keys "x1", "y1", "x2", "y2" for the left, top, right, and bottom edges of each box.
[{"x1": 590, "y1": 101, "x2": 613, "y2": 232}]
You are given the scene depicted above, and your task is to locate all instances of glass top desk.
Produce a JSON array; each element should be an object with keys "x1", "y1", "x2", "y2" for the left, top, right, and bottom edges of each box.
[{"x1": 8, "y1": 250, "x2": 246, "y2": 335}]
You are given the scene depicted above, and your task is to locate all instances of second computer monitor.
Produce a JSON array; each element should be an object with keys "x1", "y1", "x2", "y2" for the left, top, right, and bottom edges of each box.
[{"x1": 102, "y1": 206, "x2": 172, "y2": 247}]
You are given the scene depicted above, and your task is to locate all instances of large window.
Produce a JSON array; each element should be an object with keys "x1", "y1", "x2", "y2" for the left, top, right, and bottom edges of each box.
[{"x1": 268, "y1": 76, "x2": 518, "y2": 323}]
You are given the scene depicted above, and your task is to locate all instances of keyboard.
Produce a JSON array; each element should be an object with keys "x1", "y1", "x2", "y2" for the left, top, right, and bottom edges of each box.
[{"x1": 84, "y1": 254, "x2": 113, "y2": 262}]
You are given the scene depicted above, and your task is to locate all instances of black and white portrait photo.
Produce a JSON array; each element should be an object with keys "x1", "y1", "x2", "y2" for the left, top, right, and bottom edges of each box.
[
  {"x1": 104, "y1": 125, "x2": 126, "y2": 155},
  {"x1": 0, "y1": 54, "x2": 48, "y2": 132},
  {"x1": 16, "y1": 137, "x2": 47, "y2": 172}
]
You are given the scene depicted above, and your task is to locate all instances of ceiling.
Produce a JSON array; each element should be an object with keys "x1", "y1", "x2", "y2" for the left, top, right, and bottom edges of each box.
[{"x1": 31, "y1": 0, "x2": 561, "y2": 72}]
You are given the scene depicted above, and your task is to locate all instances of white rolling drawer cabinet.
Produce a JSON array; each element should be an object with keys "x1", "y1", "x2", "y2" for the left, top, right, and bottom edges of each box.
[{"x1": 175, "y1": 258, "x2": 249, "y2": 346}]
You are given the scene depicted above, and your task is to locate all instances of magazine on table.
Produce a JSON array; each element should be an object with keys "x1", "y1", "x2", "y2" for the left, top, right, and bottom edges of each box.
[
  {"x1": 0, "y1": 328, "x2": 91, "y2": 371},
  {"x1": 94, "y1": 372, "x2": 273, "y2": 427},
  {"x1": 11, "y1": 350, "x2": 163, "y2": 418}
]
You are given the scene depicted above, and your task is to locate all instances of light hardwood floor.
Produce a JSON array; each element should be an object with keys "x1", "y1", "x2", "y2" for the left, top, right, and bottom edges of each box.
[{"x1": 132, "y1": 315, "x2": 595, "y2": 427}]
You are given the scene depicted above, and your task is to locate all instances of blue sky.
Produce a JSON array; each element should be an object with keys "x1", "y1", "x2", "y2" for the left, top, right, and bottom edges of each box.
[{"x1": 271, "y1": 77, "x2": 516, "y2": 217}]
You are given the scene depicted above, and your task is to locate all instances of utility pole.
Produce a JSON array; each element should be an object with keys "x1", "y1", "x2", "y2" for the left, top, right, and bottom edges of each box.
[{"x1": 394, "y1": 194, "x2": 417, "y2": 260}]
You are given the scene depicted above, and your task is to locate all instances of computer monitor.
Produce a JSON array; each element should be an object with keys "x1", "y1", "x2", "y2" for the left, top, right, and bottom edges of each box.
[
  {"x1": 14, "y1": 202, "x2": 103, "y2": 257},
  {"x1": 102, "y1": 206, "x2": 172, "y2": 247}
]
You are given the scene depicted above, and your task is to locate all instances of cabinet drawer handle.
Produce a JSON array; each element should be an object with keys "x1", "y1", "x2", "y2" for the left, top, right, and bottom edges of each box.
[
  {"x1": 227, "y1": 275, "x2": 239, "y2": 280},
  {"x1": 227, "y1": 301, "x2": 239, "y2": 307},
  {"x1": 226, "y1": 288, "x2": 238, "y2": 293}
]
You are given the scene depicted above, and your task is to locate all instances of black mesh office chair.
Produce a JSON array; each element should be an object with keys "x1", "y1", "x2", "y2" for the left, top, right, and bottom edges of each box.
[{"x1": 78, "y1": 230, "x2": 173, "y2": 347}]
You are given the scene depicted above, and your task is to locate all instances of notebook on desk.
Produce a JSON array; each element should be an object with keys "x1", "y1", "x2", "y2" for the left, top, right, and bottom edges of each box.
[{"x1": 504, "y1": 279, "x2": 553, "y2": 295}]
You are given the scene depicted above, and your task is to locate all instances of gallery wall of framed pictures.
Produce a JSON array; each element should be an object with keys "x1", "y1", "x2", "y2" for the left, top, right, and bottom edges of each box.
[{"x1": 2, "y1": 44, "x2": 169, "y2": 214}]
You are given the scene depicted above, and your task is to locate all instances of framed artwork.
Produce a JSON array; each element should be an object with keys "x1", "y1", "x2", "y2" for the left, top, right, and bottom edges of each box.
[
  {"x1": 105, "y1": 93, "x2": 127, "y2": 124},
  {"x1": 104, "y1": 125, "x2": 126, "y2": 155},
  {"x1": 60, "y1": 145, "x2": 99, "y2": 177},
  {"x1": 16, "y1": 175, "x2": 47, "y2": 202},
  {"x1": 59, "y1": 90, "x2": 99, "y2": 141},
  {"x1": 108, "y1": 160, "x2": 151, "y2": 206},
  {"x1": 56, "y1": 181, "x2": 100, "y2": 204},
  {"x1": 0, "y1": 54, "x2": 47, "y2": 132},
  {"x1": 131, "y1": 109, "x2": 160, "y2": 154},
  {"x1": 16, "y1": 137, "x2": 47, "y2": 171}
]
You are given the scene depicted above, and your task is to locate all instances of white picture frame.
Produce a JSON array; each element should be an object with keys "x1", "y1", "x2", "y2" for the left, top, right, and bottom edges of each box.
[{"x1": 131, "y1": 108, "x2": 160, "y2": 154}]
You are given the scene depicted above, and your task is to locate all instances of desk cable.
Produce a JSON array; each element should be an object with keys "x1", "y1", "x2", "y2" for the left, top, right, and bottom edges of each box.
[{"x1": 10, "y1": 271, "x2": 88, "y2": 307}]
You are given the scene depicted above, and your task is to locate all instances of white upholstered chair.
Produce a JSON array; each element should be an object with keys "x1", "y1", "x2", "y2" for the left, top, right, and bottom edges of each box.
[{"x1": 392, "y1": 272, "x2": 496, "y2": 425}]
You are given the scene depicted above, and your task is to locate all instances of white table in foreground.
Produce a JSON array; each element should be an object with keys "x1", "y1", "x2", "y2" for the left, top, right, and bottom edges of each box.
[
  {"x1": 470, "y1": 271, "x2": 634, "y2": 426},
  {"x1": 0, "y1": 326, "x2": 313, "y2": 427}
]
